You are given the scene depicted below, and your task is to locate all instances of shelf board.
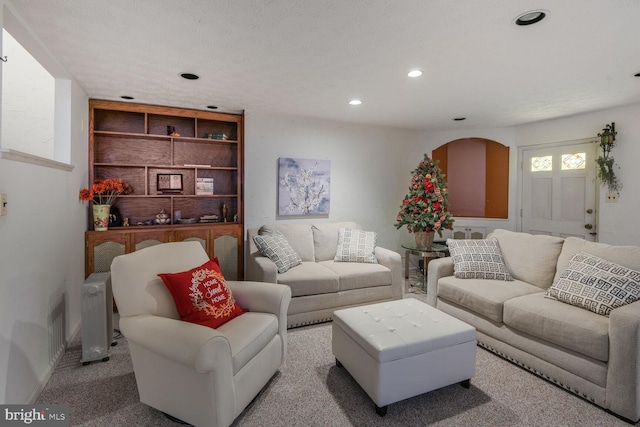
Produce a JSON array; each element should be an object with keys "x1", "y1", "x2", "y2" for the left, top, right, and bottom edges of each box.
[
  {"x1": 94, "y1": 163, "x2": 238, "y2": 170},
  {"x1": 93, "y1": 130, "x2": 238, "y2": 144},
  {"x1": 119, "y1": 194, "x2": 239, "y2": 198}
]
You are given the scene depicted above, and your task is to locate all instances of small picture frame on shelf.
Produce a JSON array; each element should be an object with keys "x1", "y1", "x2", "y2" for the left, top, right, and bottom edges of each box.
[
  {"x1": 157, "y1": 173, "x2": 183, "y2": 193},
  {"x1": 196, "y1": 177, "x2": 214, "y2": 195}
]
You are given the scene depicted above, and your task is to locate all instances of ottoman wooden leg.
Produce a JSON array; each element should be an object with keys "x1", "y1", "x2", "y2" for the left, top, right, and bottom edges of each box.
[
  {"x1": 376, "y1": 404, "x2": 387, "y2": 416},
  {"x1": 460, "y1": 379, "x2": 471, "y2": 389}
]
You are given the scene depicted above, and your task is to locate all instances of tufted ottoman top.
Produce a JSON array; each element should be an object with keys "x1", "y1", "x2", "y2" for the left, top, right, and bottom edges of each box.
[{"x1": 333, "y1": 299, "x2": 476, "y2": 363}]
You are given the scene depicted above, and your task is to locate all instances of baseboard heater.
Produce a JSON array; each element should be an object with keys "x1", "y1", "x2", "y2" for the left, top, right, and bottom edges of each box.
[{"x1": 81, "y1": 272, "x2": 116, "y2": 365}]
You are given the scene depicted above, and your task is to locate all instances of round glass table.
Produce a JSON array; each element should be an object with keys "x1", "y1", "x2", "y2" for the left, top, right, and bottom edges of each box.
[{"x1": 401, "y1": 242, "x2": 449, "y2": 293}]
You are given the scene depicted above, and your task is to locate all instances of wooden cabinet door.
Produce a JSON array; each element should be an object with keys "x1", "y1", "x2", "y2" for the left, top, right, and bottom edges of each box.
[
  {"x1": 174, "y1": 227, "x2": 210, "y2": 255},
  {"x1": 132, "y1": 229, "x2": 173, "y2": 252},
  {"x1": 85, "y1": 231, "x2": 129, "y2": 277},
  {"x1": 212, "y1": 224, "x2": 243, "y2": 280}
]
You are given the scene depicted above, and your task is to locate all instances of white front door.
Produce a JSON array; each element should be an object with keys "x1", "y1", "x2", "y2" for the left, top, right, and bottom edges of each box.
[{"x1": 521, "y1": 141, "x2": 597, "y2": 240}]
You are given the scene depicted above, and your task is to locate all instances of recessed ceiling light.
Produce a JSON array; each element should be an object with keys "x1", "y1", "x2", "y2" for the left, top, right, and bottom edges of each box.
[
  {"x1": 206, "y1": 105, "x2": 218, "y2": 109},
  {"x1": 453, "y1": 117, "x2": 466, "y2": 121},
  {"x1": 515, "y1": 10, "x2": 547, "y2": 26},
  {"x1": 349, "y1": 99, "x2": 362, "y2": 105},
  {"x1": 408, "y1": 70, "x2": 423, "y2": 78},
  {"x1": 120, "y1": 95, "x2": 134, "y2": 100},
  {"x1": 180, "y1": 73, "x2": 199, "y2": 80}
]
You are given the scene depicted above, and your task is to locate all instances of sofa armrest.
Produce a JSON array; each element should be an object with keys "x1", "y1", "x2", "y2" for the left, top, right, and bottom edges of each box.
[
  {"x1": 119, "y1": 314, "x2": 233, "y2": 373},
  {"x1": 227, "y1": 280, "x2": 291, "y2": 358},
  {"x1": 375, "y1": 246, "x2": 404, "y2": 299},
  {"x1": 245, "y1": 252, "x2": 278, "y2": 283},
  {"x1": 606, "y1": 300, "x2": 640, "y2": 422},
  {"x1": 426, "y1": 257, "x2": 454, "y2": 307}
]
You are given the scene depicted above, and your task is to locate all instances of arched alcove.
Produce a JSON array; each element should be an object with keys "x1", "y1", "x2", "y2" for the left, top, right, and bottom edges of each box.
[{"x1": 433, "y1": 138, "x2": 509, "y2": 219}]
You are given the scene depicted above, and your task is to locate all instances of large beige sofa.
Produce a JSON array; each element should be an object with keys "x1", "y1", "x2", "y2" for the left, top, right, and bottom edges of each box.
[
  {"x1": 247, "y1": 221, "x2": 403, "y2": 328},
  {"x1": 427, "y1": 229, "x2": 640, "y2": 422}
]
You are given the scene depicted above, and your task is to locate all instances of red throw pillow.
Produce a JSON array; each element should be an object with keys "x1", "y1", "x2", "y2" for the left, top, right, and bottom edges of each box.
[{"x1": 158, "y1": 258, "x2": 246, "y2": 329}]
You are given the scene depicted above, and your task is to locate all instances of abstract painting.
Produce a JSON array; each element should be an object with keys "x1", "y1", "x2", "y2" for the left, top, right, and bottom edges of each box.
[{"x1": 278, "y1": 158, "x2": 330, "y2": 215}]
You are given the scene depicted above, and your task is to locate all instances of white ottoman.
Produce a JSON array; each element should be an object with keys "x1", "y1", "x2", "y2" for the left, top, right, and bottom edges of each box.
[{"x1": 332, "y1": 299, "x2": 476, "y2": 415}]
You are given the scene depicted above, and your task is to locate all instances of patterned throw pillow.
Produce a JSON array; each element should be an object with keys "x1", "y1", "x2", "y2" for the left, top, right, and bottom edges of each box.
[
  {"x1": 447, "y1": 238, "x2": 513, "y2": 281},
  {"x1": 253, "y1": 233, "x2": 302, "y2": 273},
  {"x1": 545, "y1": 251, "x2": 640, "y2": 317},
  {"x1": 334, "y1": 228, "x2": 378, "y2": 263},
  {"x1": 158, "y1": 258, "x2": 246, "y2": 329}
]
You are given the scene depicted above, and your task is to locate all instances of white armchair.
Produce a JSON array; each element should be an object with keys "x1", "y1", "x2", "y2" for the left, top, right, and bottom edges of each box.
[{"x1": 110, "y1": 241, "x2": 291, "y2": 427}]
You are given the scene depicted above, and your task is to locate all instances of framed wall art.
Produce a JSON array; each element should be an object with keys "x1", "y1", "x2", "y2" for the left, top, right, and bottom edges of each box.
[
  {"x1": 157, "y1": 173, "x2": 183, "y2": 193},
  {"x1": 278, "y1": 158, "x2": 330, "y2": 216}
]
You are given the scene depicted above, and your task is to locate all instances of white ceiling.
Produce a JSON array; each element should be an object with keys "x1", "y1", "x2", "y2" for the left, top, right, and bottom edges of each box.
[{"x1": 7, "y1": 0, "x2": 640, "y2": 131}]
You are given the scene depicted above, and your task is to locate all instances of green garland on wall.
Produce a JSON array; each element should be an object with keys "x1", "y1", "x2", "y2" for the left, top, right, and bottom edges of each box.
[{"x1": 595, "y1": 122, "x2": 622, "y2": 193}]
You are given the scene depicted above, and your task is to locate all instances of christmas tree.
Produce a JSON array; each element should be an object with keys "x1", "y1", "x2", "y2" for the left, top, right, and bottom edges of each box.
[{"x1": 395, "y1": 154, "x2": 454, "y2": 235}]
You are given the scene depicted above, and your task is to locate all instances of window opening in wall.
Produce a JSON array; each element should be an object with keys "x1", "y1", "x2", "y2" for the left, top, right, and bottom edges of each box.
[
  {"x1": 531, "y1": 155, "x2": 552, "y2": 172},
  {"x1": 1, "y1": 27, "x2": 56, "y2": 160},
  {"x1": 561, "y1": 152, "x2": 586, "y2": 170}
]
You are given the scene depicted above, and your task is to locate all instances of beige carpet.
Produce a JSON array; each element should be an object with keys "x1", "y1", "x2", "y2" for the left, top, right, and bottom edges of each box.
[{"x1": 36, "y1": 292, "x2": 634, "y2": 426}]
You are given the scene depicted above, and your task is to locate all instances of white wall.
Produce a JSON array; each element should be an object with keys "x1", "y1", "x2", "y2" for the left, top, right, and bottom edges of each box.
[
  {"x1": 420, "y1": 127, "x2": 517, "y2": 236},
  {"x1": 246, "y1": 103, "x2": 640, "y2": 252},
  {"x1": 244, "y1": 109, "x2": 426, "y2": 251},
  {"x1": 514, "y1": 103, "x2": 640, "y2": 245},
  {"x1": 0, "y1": 1, "x2": 89, "y2": 404}
]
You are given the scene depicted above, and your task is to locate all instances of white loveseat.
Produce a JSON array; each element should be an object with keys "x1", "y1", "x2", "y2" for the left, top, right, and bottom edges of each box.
[
  {"x1": 427, "y1": 229, "x2": 640, "y2": 422},
  {"x1": 246, "y1": 221, "x2": 403, "y2": 328}
]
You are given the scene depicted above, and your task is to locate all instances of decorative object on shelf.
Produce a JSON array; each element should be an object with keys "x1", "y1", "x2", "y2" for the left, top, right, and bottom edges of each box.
[
  {"x1": 157, "y1": 173, "x2": 183, "y2": 193},
  {"x1": 278, "y1": 157, "x2": 330, "y2": 215},
  {"x1": 199, "y1": 214, "x2": 219, "y2": 223},
  {"x1": 92, "y1": 204, "x2": 111, "y2": 231},
  {"x1": 174, "y1": 210, "x2": 182, "y2": 221},
  {"x1": 177, "y1": 218, "x2": 196, "y2": 224},
  {"x1": 166, "y1": 125, "x2": 180, "y2": 137},
  {"x1": 196, "y1": 177, "x2": 214, "y2": 195},
  {"x1": 109, "y1": 206, "x2": 123, "y2": 226},
  {"x1": 205, "y1": 132, "x2": 229, "y2": 140},
  {"x1": 79, "y1": 178, "x2": 133, "y2": 231},
  {"x1": 595, "y1": 122, "x2": 622, "y2": 194},
  {"x1": 395, "y1": 154, "x2": 454, "y2": 249},
  {"x1": 154, "y1": 209, "x2": 171, "y2": 225},
  {"x1": 123, "y1": 218, "x2": 129, "y2": 227},
  {"x1": 221, "y1": 203, "x2": 228, "y2": 222}
]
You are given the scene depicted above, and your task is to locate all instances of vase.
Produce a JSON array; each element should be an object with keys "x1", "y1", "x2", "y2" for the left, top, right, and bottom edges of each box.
[
  {"x1": 221, "y1": 203, "x2": 228, "y2": 222},
  {"x1": 414, "y1": 231, "x2": 434, "y2": 249},
  {"x1": 93, "y1": 204, "x2": 111, "y2": 231}
]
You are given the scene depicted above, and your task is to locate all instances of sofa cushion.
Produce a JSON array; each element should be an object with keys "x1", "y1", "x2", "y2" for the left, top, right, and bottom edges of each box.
[
  {"x1": 260, "y1": 223, "x2": 316, "y2": 262},
  {"x1": 253, "y1": 232, "x2": 302, "y2": 273},
  {"x1": 334, "y1": 228, "x2": 378, "y2": 263},
  {"x1": 490, "y1": 229, "x2": 564, "y2": 289},
  {"x1": 447, "y1": 238, "x2": 512, "y2": 281},
  {"x1": 437, "y1": 276, "x2": 542, "y2": 323},
  {"x1": 276, "y1": 262, "x2": 339, "y2": 297},
  {"x1": 312, "y1": 221, "x2": 360, "y2": 261},
  {"x1": 504, "y1": 292, "x2": 610, "y2": 362},
  {"x1": 319, "y1": 260, "x2": 391, "y2": 291},
  {"x1": 554, "y1": 237, "x2": 640, "y2": 282},
  {"x1": 545, "y1": 252, "x2": 640, "y2": 317}
]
